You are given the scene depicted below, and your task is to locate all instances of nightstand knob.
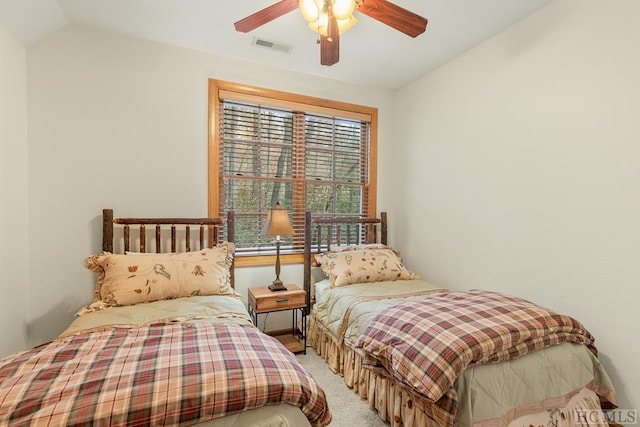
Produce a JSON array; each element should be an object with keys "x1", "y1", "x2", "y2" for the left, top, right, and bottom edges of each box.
[{"x1": 276, "y1": 297, "x2": 289, "y2": 303}]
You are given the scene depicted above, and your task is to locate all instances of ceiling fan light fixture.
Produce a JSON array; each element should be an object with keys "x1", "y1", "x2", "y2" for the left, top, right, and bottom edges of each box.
[
  {"x1": 300, "y1": 0, "x2": 357, "y2": 35},
  {"x1": 308, "y1": 15, "x2": 357, "y2": 37}
]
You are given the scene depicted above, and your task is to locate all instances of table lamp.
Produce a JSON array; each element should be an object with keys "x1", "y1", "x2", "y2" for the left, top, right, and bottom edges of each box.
[{"x1": 262, "y1": 202, "x2": 295, "y2": 291}]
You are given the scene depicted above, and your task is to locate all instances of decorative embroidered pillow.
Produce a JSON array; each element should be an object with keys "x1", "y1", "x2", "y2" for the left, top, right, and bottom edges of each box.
[
  {"x1": 315, "y1": 247, "x2": 419, "y2": 288},
  {"x1": 311, "y1": 243, "x2": 400, "y2": 267},
  {"x1": 329, "y1": 243, "x2": 395, "y2": 253},
  {"x1": 83, "y1": 242, "x2": 236, "y2": 307}
]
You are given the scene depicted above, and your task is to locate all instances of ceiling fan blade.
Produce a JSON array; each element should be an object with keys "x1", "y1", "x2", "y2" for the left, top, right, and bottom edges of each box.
[
  {"x1": 234, "y1": 0, "x2": 299, "y2": 33},
  {"x1": 357, "y1": 0, "x2": 427, "y2": 38},
  {"x1": 320, "y1": 15, "x2": 340, "y2": 66}
]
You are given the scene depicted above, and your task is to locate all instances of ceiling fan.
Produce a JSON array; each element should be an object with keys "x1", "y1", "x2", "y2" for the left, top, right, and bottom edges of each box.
[{"x1": 234, "y1": 0, "x2": 428, "y2": 66}]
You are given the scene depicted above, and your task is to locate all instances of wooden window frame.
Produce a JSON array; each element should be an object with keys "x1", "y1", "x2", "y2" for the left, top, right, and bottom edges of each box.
[{"x1": 208, "y1": 79, "x2": 378, "y2": 267}]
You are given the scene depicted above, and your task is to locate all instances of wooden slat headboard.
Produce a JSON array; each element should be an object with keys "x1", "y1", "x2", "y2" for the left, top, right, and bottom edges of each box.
[
  {"x1": 303, "y1": 211, "x2": 387, "y2": 311},
  {"x1": 102, "y1": 208, "x2": 236, "y2": 287}
]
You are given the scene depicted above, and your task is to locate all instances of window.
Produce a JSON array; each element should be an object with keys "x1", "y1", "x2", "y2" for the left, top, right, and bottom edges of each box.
[{"x1": 208, "y1": 80, "x2": 377, "y2": 266}]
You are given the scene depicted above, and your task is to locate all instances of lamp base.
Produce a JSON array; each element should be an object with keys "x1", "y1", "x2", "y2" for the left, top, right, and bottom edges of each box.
[{"x1": 269, "y1": 279, "x2": 287, "y2": 292}]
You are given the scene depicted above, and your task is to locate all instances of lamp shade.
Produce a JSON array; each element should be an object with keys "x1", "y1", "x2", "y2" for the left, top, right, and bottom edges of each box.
[
  {"x1": 299, "y1": 0, "x2": 320, "y2": 22},
  {"x1": 263, "y1": 203, "x2": 295, "y2": 237}
]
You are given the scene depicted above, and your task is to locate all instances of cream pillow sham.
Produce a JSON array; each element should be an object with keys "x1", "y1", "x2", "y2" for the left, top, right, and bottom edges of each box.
[
  {"x1": 83, "y1": 242, "x2": 236, "y2": 307},
  {"x1": 311, "y1": 243, "x2": 399, "y2": 267},
  {"x1": 315, "y1": 247, "x2": 418, "y2": 288}
]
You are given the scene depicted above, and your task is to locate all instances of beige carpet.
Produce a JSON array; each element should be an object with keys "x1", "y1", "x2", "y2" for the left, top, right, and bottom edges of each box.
[{"x1": 296, "y1": 350, "x2": 389, "y2": 427}]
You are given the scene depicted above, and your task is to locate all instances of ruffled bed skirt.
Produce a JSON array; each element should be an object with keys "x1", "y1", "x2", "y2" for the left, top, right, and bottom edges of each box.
[
  {"x1": 308, "y1": 314, "x2": 456, "y2": 427},
  {"x1": 307, "y1": 314, "x2": 610, "y2": 427}
]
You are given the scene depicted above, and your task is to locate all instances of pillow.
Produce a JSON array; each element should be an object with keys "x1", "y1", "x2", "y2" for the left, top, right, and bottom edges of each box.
[
  {"x1": 85, "y1": 251, "x2": 110, "y2": 303},
  {"x1": 314, "y1": 278, "x2": 333, "y2": 303},
  {"x1": 83, "y1": 242, "x2": 236, "y2": 307},
  {"x1": 312, "y1": 243, "x2": 399, "y2": 267},
  {"x1": 329, "y1": 243, "x2": 395, "y2": 253},
  {"x1": 315, "y1": 247, "x2": 419, "y2": 288}
]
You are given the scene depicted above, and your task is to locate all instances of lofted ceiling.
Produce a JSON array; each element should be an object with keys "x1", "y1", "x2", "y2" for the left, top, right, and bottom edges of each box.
[{"x1": 0, "y1": 0, "x2": 552, "y2": 89}]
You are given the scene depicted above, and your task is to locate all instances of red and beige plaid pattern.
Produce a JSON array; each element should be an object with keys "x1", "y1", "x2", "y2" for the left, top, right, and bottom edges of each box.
[
  {"x1": 0, "y1": 323, "x2": 331, "y2": 426},
  {"x1": 356, "y1": 290, "x2": 596, "y2": 425}
]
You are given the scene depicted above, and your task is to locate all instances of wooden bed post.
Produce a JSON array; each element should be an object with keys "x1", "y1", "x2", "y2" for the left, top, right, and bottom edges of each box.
[
  {"x1": 227, "y1": 211, "x2": 235, "y2": 290},
  {"x1": 303, "y1": 211, "x2": 312, "y2": 315},
  {"x1": 103, "y1": 209, "x2": 114, "y2": 253},
  {"x1": 381, "y1": 212, "x2": 388, "y2": 245}
]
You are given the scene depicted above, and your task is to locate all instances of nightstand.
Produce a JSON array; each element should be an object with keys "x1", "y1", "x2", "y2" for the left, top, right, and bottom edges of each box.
[{"x1": 248, "y1": 284, "x2": 307, "y2": 354}]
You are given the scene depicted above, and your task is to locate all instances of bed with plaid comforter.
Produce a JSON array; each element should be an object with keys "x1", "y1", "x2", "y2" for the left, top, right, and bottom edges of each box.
[
  {"x1": 0, "y1": 321, "x2": 331, "y2": 426},
  {"x1": 355, "y1": 289, "x2": 599, "y2": 424}
]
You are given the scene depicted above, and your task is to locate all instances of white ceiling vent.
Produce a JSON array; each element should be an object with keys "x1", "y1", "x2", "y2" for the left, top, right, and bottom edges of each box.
[{"x1": 251, "y1": 37, "x2": 293, "y2": 54}]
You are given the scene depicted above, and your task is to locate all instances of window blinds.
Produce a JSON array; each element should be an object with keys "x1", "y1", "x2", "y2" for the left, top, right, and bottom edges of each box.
[{"x1": 217, "y1": 97, "x2": 370, "y2": 255}]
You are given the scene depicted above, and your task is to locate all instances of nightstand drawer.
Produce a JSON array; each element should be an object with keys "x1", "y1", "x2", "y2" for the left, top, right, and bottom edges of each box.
[{"x1": 249, "y1": 285, "x2": 306, "y2": 313}]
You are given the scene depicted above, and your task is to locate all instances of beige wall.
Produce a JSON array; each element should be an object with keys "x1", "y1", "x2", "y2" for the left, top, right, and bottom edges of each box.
[
  {"x1": 23, "y1": 24, "x2": 395, "y2": 346},
  {"x1": 393, "y1": 0, "x2": 638, "y2": 410},
  {"x1": 0, "y1": 24, "x2": 29, "y2": 357}
]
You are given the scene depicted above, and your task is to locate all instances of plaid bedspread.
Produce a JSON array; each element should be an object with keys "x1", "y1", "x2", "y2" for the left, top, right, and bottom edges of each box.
[
  {"x1": 355, "y1": 290, "x2": 596, "y2": 425},
  {"x1": 0, "y1": 322, "x2": 331, "y2": 426}
]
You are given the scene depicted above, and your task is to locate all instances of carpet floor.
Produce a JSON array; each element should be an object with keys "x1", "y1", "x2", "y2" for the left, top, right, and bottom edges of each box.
[{"x1": 296, "y1": 350, "x2": 389, "y2": 427}]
